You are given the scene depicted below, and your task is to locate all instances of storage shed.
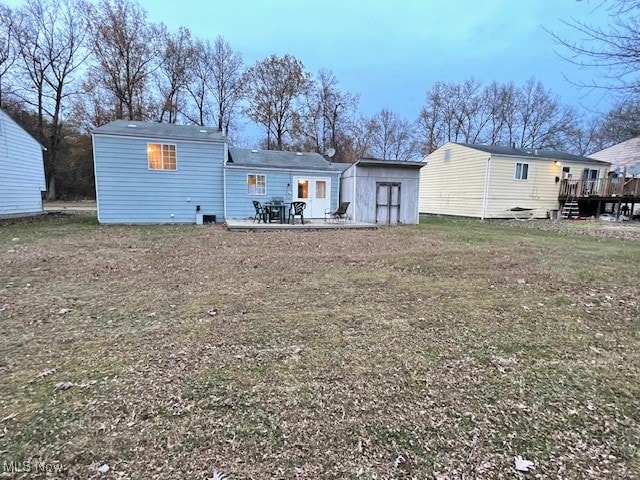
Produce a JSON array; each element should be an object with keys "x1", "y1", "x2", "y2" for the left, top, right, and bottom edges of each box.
[
  {"x1": 340, "y1": 158, "x2": 424, "y2": 224},
  {"x1": 0, "y1": 109, "x2": 46, "y2": 217}
]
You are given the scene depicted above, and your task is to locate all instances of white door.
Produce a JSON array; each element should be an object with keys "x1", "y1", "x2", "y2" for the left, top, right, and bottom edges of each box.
[{"x1": 293, "y1": 177, "x2": 331, "y2": 217}]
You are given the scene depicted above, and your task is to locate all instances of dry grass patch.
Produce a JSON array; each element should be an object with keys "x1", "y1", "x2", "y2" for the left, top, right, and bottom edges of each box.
[{"x1": 0, "y1": 215, "x2": 638, "y2": 479}]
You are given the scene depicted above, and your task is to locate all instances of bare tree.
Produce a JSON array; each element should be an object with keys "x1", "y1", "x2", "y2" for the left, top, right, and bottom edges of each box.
[
  {"x1": 157, "y1": 26, "x2": 195, "y2": 123},
  {"x1": 342, "y1": 115, "x2": 378, "y2": 162},
  {"x1": 291, "y1": 69, "x2": 358, "y2": 158},
  {"x1": 594, "y1": 97, "x2": 640, "y2": 148},
  {"x1": 417, "y1": 78, "x2": 576, "y2": 153},
  {"x1": 243, "y1": 54, "x2": 311, "y2": 150},
  {"x1": 184, "y1": 39, "x2": 213, "y2": 126},
  {"x1": 549, "y1": 1, "x2": 640, "y2": 94},
  {"x1": 516, "y1": 78, "x2": 574, "y2": 149},
  {"x1": 0, "y1": 4, "x2": 18, "y2": 106},
  {"x1": 370, "y1": 108, "x2": 417, "y2": 160},
  {"x1": 209, "y1": 35, "x2": 244, "y2": 131},
  {"x1": 11, "y1": 0, "x2": 90, "y2": 199},
  {"x1": 85, "y1": 0, "x2": 162, "y2": 120}
]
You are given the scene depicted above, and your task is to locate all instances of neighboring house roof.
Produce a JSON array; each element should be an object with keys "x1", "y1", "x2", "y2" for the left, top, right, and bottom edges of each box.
[
  {"x1": 355, "y1": 157, "x2": 425, "y2": 169},
  {"x1": 92, "y1": 120, "x2": 226, "y2": 143},
  {"x1": 589, "y1": 137, "x2": 640, "y2": 174},
  {"x1": 451, "y1": 142, "x2": 608, "y2": 165},
  {"x1": 228, "y1": 147, "x2": 348, "y2": 172}
]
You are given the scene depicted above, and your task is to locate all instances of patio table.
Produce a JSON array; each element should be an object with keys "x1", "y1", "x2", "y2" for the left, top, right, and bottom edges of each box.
[{"x1": 264, "y1": 202, "x2": 289, "y2": 223}]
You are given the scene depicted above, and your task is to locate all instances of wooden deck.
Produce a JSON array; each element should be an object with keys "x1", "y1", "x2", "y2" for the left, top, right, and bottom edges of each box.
[
  {"x1": 225, "y1": 219, "x2": 378, "y2": 231},
  {"x1": 559, "y1": 178, "x2": 640, "y2": 218},
  {"x1": 559, "y1": 178, "x2": 640, "y2": 199}
]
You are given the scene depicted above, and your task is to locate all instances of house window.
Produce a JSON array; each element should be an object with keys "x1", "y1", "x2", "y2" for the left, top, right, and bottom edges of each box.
[
  {"x1": 247, "y1": 174, "x2": 266, "y2": 195},
  {"x1": 515, "y1": 162, "x2": 529, "y2": 180},
  {"x1": 444, "y1": 149, "x2": 451, "y2": 162},
  {"x1": 148, "y1": 143, "x2": 176, "y2": 170}
]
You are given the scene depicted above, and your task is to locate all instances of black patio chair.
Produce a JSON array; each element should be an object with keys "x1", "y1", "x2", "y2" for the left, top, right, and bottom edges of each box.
[
  {"x1": 325, "y1": 201, "x2": 351, "y2": 223},
  {"x1": 288, "y1": 201, "x2": 306, "y2": 224},
  {"x1": 252, "y1": 200, "x2": 267, "y2": 223}
]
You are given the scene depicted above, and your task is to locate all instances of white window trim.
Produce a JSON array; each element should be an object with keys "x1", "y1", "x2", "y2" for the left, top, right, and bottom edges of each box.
[
  {"x1": 147, "y1": 142, "x2": 178, "y2": 171},
  {"x1": 515, "y1": 162, "x2": 529, "y2": 181},
  {"x1": 247, "y1": 173, "x2": 266, "y2": 195}
]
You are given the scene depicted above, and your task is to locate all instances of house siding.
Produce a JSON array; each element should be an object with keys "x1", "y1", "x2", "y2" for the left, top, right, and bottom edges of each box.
[
  {"x1": 342, "y1": 164, "x2": 421, "y2": 224},
  {"x1": 419, "y1": 143, "x2": 489, "y2": 217},
  {"x1": 419, "y1": 142, "x2": 610, "y2": 219},
  {"x1": 93, "y1": 134, "x2": 224, "y2": 223},
  {"x1": 0, "y1": 110, "x2": 45, "y2": 216},
  {"x1": 485, "y1": 157, "x2": 607, "y2": 218},
  {"x1": 225, "y1": 166, "x2": 341, "y2": 219}
]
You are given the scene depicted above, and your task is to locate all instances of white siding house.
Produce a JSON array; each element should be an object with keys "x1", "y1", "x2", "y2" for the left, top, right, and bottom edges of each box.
[
  {"x1": 92, "y1": 121, "x2": 226, "y2": 224},
  {"x1": 419, "y1": 142, "x2": 610, "y2": 219},
  {"x1": 0, "y1": 109, "x2": 45, "y2": 217}
]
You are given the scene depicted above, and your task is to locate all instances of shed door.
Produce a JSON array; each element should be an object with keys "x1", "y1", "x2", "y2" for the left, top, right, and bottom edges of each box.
[{"x1": 376, "y1": 182, "x2": 401, "y2": 224}]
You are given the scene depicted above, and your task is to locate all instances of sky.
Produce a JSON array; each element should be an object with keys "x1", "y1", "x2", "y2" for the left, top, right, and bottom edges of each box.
[
  {"x1": 3, "y1": 0, "x2": 616, "y2": 137},
  {"x1": 130, "y1": 0, "x2": 614, "y2": 122}
]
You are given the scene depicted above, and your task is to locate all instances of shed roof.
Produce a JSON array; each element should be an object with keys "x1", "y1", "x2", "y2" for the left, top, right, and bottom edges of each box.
[
  {"x1": 228, "y1": 148, "x2": 348, "y2": 172},
  {"x1": 92, "y1": 120, "x2": 226, "y2": 143},
  {"x1": 355, "y1": 157, "x2": 425, "y2": 169},
  {"x1": 453, "y1": 142, "x2": 608, "y2": 165}
]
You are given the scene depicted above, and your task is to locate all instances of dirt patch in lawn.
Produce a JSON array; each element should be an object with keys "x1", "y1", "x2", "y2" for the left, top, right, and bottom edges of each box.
[{"x1": 0, "y1": 215, "x2": 638, "y2": 479}]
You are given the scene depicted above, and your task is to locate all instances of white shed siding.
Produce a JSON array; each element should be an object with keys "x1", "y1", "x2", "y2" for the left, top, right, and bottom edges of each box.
[
  {"x1": 93, "y1": 134, "x2": 224, "y2": 223},
  {"x1": 419, "y1": 143, "x2": 488, "y2": 217},
  {"x1": 0, "y1": 110, "x2": 45, "y2": 216},
  {"x1": 224, "y1": 166, "x2": 340, "y2": 219},
  {"x1": 343, "y1": 163, "x2": 421, "y2": 224}
]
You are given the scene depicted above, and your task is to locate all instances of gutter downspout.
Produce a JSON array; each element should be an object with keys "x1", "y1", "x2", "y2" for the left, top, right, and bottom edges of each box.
[
  {"x1": 481, "y1": 155, "x2": 491, "y2": 220},
  {"x1": 222, "y1": 139, "x2": 228, "y2": 221},
  {"x1": 353, "y1": 163, "x2": 357, "y2": 222},
  {"x1": 91, "y1": 133, "x2": 101, "y2": 223}
]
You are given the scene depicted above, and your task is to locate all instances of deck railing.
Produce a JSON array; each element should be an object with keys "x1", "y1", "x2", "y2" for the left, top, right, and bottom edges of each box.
[{"x1": 559, "y1": 178, "x2": 640, "y2": 198}]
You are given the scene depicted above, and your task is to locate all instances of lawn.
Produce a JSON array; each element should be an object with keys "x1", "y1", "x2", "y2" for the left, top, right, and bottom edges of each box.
[{"x1": 0, "y1": 215, "x2": 638, "y2": 479}]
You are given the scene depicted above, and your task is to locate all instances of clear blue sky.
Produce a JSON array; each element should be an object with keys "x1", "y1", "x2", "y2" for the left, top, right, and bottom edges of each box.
[{"x1": 134, "y1": 0, "x2": 612, "y2": 120}]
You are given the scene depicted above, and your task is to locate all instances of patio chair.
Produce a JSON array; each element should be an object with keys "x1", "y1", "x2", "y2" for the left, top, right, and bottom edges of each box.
[
  {"x1": 252, "y1": 200, "x2": 267, "y2": 223},
  {"x1": 288, "y1": 201, "x2": 306, "y2": 224},
  {"x1": 325, "y1": 202, "x2": 351, "y2": 223}
]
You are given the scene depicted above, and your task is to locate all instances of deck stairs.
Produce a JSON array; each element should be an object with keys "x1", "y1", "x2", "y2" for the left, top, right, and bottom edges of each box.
[{"x1": 560, "y1": 198, "x2": 580, "y2": 219}]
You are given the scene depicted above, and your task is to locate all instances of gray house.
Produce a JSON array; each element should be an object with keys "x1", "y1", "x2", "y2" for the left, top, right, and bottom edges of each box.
[
  {"x1": 92, "y1": 121, "x2": 226, "y2": 223},
  {"x1": 225, "y1": 148, "x2": 346, "y2": 219},
  {"x1": 340, "y1": 158, "x2": 424, "y2": 224},
  {"x1": 0, "y1": 109, "x2": 46, "y2": 217}
]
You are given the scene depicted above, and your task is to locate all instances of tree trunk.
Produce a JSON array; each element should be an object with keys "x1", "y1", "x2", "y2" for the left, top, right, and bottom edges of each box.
[{"x1": 46, "y1": 174, "x2": 56, "y2": 200}]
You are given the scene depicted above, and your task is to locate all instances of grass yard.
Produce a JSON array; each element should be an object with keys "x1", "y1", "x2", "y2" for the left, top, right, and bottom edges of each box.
[{"x1": 0, "y1": 214, "x2": 638, "y2": 479}]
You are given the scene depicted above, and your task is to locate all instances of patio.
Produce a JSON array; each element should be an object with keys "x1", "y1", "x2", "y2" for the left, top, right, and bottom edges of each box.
[{"x1": 225, "y1": 218, "x2": 378, "y2": 231}]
